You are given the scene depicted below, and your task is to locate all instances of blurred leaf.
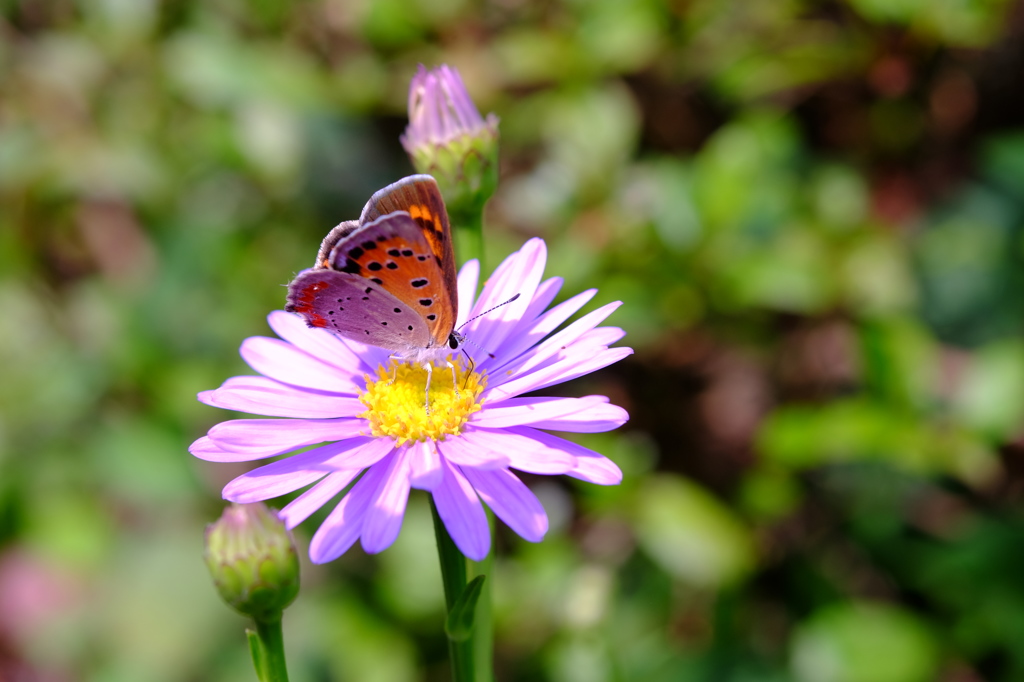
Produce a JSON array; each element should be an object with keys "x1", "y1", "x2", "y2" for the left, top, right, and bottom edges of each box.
[
  {"x1": 790, "y1": 602, "x2": 939, "y2": 682},
  {"x1": 953, "y1": 340, "x2": 1024, "y2": 440},
  {"x1": 633, "y1": 474, "x2": 755, "y2": 588}
]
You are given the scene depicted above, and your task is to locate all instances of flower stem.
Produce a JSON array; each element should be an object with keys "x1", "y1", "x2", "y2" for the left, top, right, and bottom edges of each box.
[
  {"x1": 470, "y1": 514, "x2": 494, "y2": 682},
  {"x1": 452, "y1": 206, "x2": 485, "y2": 270},
  {"x1": 431, "y1": 499, "x2": 485, "y2": 682},
  {"x1": 252, "y1": 616, "x2": 290, "y2": 682}
]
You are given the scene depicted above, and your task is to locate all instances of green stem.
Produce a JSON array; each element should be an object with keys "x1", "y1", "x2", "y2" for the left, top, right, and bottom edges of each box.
[
  {"x1": 253, "y1": 616, "x2": 290, "y2": 682},
  {"x1": 431, "y1": 499, "x2": 477, "y2": 682},
  {"x1": 469, "y1": 513, "x2": 494, "y2": 682},
  {"x1": 452, "y1": 207, "x2": 485, "y2": 270}
]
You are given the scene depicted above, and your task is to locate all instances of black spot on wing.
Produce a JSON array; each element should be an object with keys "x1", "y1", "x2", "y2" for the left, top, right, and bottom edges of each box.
[
  {"x1": 371, "y1": 278, "x2": 383, "y2": 285},
  {"x1": 402, "y1": 249, "x2": 414, "y2": 257},
  {"x1": 348, "y1": 247, "x2": 364, "y2": 259},
  {"x1": 427, "y1": 314, "x2": 436, "y2": 321},
  {"x1": 386, "y1": 262, "x2": 398, "y2": 270},
  {"x1": 367, "y1": 262, "x2": 382, "y2": 271},
  {"x1": 412, "y1": 279, "x2": 428, "y2": 288},
  {"x1": 387, "y1": 248, "x2": 401, "y2": 257},
  {"x1": 419, "y1": 299, "x2": 432, "y2": 306},
  {"x1": 362, "y1": 240, "x2": 378, "y2": 250},
  {"x1": 340, "y1": 258, "x2": 361, "y2": 274}
]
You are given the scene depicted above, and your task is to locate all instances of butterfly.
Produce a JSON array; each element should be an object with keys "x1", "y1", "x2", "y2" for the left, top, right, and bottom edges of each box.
[{"x1": 286, "y1": 175, "x2": 464, "y2": 396}]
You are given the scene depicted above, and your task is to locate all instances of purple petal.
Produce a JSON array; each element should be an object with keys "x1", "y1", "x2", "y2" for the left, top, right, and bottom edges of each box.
[
  {"x1": 199, "y1": 376, "x2": 363, "y2": 419},
  {"x1": 439, "y1": 65, "x2": 485, "y2": 130},
  {"x1": 455, "y1": 259, "x2": 480, "y2": 328},
  {"x1": 522, "y1": 430, "x2": 623, "y2": 485},
  {"x1": 436, "y1": 436, "x2": 509, "y2": 469},
  {"x1": 207, "y1": 418, "x2": 367, "y2": 456},
  {"x1": 522, "y1": 277, "x2": 564, "y2": 322},
  {"x1": 474, "y1": 395, "x2": 629, "y2": 433},
  {"x1": 240, "y1": 336, "x2": 364, "y2": 394},
  {"x1": 278, "y1": 469, "x2": 361, "y2": 528},
  {"x1": 462, "y1": 467, "x2": 548, "y2": 542},
  {"x1": 189, "y1": 436, "x2": 256, "y2": 463},
  {"x1": 489, "y1": 302, "x2": 623, "y2": 384},
  {"x1": 458, "y1": 426, "x2": 577, "y2": 474},
  {"x1": 478, "y1": 277, "x2": 563, "y2": 372},
  {"x1": 408, "y1": 440, "x2": 443, "y2": 490},
  {"x1": 432, "y1": 460, "x2": 490, "y2": 561},
  {"x1": 485, "y1": 287, "x2": 597, "y2": 373},
  {"x1": 587, "y1": 326, "x2": 627, "y2": 347},
  {"x1": 360, "y1": 450, "x2": 413, "y2": 554},
  {"x1": 223, "y1": 436, "x2": 393, "y2": 502},
  {"x1": 484, "y1": 347, "x2": 634, "y2": 403},
  {"x1": 472, "y1": 395, "x2": 613, "y2": 428},
  {"x1": 309, "y1": 459, "x2": 390, "y2": 563},
  {"x1": 463, "y1": 239, "x2": 546, "y2": 355},
  {"x1": 267, "y1": 310, "x2": 375, "y2": 373}
]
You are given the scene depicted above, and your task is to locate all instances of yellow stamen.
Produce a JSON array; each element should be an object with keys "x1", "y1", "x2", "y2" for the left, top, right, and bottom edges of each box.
[{"x1": 359, "y1": 360, "x2": 485, "y2": 446}]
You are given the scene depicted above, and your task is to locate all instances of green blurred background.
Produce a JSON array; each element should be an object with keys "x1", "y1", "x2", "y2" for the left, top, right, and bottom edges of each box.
[{"x1": 3, "y1": 0, "x2": 1024, "y2": 680}]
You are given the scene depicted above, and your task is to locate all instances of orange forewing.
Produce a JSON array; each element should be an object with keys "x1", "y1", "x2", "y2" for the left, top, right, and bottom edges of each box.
[{"x1": 362, "y1": 176, "x2": 459, "y2": 311}]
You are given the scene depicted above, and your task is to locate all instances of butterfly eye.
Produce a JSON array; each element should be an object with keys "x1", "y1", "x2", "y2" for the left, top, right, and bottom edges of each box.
[{"x1": 448, "y1": 333, "x2": 460, "y2": 350}]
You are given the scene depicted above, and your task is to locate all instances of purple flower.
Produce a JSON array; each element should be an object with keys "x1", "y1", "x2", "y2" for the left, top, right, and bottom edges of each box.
[
  {"x1": 400, "y1": 65, "x2": 499, "y2": 220},
  {"x1": 190, "y1": 239, "x2": 630, "y2": 563},
  {"x1": 401, "y1": 64, "x2": 498, "y2": 153}
]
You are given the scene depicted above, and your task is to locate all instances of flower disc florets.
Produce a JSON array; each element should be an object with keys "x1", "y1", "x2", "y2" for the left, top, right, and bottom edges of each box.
[{"x1": 359, "y1": 360, "x2": 484, "y2": 445}]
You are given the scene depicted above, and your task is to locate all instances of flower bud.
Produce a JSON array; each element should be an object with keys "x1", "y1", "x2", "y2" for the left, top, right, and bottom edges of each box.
[
  {"x1": 401, "y1": 64, "x2": 499, "y2": 227},
  {"x1": 204, "y1": 503, "x2": 299, "y2": 620}
]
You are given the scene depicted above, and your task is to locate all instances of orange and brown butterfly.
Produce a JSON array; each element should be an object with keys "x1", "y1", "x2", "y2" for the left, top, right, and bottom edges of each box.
[{"x1": 286, "y1": 175, "x2": 462, "y2": 366}]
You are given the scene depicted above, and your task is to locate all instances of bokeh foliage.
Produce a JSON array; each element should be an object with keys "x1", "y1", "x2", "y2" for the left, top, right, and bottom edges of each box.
[{"x1": 2, "y1": 0, "x2": 1024, "y2": 680}]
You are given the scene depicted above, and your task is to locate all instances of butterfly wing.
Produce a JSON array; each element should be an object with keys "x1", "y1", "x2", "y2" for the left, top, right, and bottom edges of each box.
[
  {"x1": 286, "y1": 268, "x2": 432, "y2": 349},
  {"x1": 313, "y1": 220, "x2": 359, "y2": 269},
  {"x1": 360, "y1": 175, "x2": 458, "y2": 322},
  {"x1": 326, "y1": 211, "x2": 456, "y2": 346}
]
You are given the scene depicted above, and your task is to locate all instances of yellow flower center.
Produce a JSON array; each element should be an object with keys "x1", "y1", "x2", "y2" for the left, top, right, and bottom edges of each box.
[{"x1": 358, "y1": 360, "x2": 485, "y2": 445}]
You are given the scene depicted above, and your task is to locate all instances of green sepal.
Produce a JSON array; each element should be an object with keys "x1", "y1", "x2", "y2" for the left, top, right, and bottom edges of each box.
[{"x1": 445, "y1": 575, "x2": 487, "y2": 643}]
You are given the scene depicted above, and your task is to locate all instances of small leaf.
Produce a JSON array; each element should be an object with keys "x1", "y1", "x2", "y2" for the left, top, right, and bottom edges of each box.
[
  {"x1": 246, "y1": 628, "x2": 267, "y2": 681},
  {"x1": 445, "y1": 575, "x2": 486, "y2": 642}
]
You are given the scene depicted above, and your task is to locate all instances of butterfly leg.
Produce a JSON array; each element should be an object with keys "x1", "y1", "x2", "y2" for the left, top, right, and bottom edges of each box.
[
  {"x1": 423, "y1": 362, "x2": 433, "y2": 415},
  {"x1": 447, "y1": 361, "x2": 459, "y2": 399}
]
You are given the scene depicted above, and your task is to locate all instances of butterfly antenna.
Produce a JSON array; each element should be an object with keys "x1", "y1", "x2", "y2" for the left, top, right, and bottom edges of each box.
[
  {"x1": 457, "y1": 294, "x2": 521, "y2": 332},
  {"x1": 459, "y1": 333, "x2": 497, "y2": 359},
  {"x1": 455, "y1": 294, "x2": 522, "y2": 380},
  {"x1": 460, "y1": 348, "x2": 476, "y2": 390}
]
